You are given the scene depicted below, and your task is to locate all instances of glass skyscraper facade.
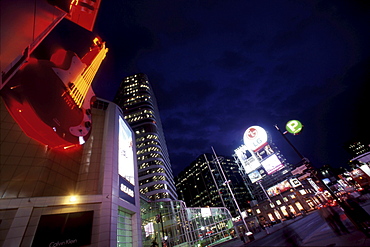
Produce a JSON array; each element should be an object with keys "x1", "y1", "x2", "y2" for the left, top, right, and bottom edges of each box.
[
  {"x1": 175, "y1": 153, "x2": 252, "y2": 217},
  {"x1": 114, "y1": 73, "x2": 177, "y2": 201}
]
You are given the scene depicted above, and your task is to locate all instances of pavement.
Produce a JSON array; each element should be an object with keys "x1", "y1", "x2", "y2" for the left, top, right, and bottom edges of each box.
[{"x1": 213, "y1": 199, "x2": 370, "y2": 247}]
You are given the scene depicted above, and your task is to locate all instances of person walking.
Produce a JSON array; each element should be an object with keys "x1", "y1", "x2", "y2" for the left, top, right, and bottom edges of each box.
[
  {"x1": 239, "y1": 232, "x2": 246, "y2": 244},
  {"x1": 342, "y1": 194, "x2": 370, "y2": 236},
  {"x1": 318, "y1": 203, "x2": 348, "y2": 236}
]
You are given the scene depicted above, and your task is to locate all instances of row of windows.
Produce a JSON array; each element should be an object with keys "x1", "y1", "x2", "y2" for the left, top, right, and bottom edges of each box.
[
  {"x1": 149, "y1": 192, "x2": 169, "y2": 200},
  {"x1": 136, "y1": 134, "x2": 158, "y2": 143},
  {"x1": 139, "y1": 160, "x2": 164, "y2": 170},
  {"x1": 137, "y1": 140, "x2": 160, "y2": 149},
  {"x1": 125, "y1": 109, "x2": 154, "y2": 119},
  {"x1": 123, "y1": 83, "x2": 149, "y2": 92},
  {"x1": 137, "y1": 146, "x2": 161, "y2": 155},
  {"x1": 140, "y1": 183, "x2": 167, "y2": 193},
  {"x1": 138, "y1": 152, "x2": 163, "y2": 161},
  {"x1": 138, "y1": 167, "x2": 165, "y2": 176},
  {"x1": 139, "y1": 175, "x2": 167, "y2": 186}
]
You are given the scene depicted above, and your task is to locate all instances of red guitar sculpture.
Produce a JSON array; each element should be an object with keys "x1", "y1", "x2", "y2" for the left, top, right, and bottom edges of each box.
[{"x1": 1, "y1": 37, "x2": 108, "y2": 149}]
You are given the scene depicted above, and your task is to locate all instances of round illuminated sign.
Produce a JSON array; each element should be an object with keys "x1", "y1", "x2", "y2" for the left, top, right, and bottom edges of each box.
[
  {"x1": 243, "y1": 126, "x2": 268, "y2": 151},
  {"x1": 285, "y1": 120, "x2": 303, "y2": 135}
]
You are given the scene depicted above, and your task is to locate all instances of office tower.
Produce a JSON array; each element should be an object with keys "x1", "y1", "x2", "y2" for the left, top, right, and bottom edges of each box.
[
  {"x1": 345, "y1": 140, "x2": 370, "y2": 158},
  {"x1": 175, "y1": 153, "x2": 252, "y2": 217},
  {"x1": 114, "y1": 73, "x2": 177, "y2": 201},
  {"x1": 0, "y1": 97, "x2": 143, "y2": 246}
]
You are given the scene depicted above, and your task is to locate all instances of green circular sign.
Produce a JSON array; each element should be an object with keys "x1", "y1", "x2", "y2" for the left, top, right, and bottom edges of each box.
[{"x1": 285, "y1": 120, "x2": 303, "y2": 135}]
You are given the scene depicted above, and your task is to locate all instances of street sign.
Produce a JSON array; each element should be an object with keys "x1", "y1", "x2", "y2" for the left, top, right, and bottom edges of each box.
[{"x1": 285, "y1": 120, "x2": 303, "y2": 135}]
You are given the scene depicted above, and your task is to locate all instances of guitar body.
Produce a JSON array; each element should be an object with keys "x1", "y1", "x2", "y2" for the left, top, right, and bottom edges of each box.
[{"x1": 0, "y1": 38, "x2": 106, "y2": 148}]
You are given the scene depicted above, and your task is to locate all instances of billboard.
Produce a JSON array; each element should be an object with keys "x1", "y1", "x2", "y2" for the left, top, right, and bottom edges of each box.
[
  {"x1": 243, "y1": 126, "x2": 268, "y2": 151},
  {"x1": 235, "y1": 145, "x2": 262, "y2": 174},
  {"x1": 248, "y1": 169, "x2": 266, "y2": 183},
  {"x1": 118, "y1": 115, "x2": 135, "y2": 204},
  {"x1": 261, "y1": 154, "x2": 284, "y2": 175},
  {"x1": 266, "y1": 180, "x2": 292, "y2": 197},
  {"x1": 254, "y1": 144, "x2": 275, "y2": 161}
]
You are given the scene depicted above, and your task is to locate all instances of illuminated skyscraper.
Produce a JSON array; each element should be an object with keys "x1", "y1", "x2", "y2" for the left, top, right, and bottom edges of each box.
[{"x1": 114, "y1": 73, "x2": 177, "y2": 201}]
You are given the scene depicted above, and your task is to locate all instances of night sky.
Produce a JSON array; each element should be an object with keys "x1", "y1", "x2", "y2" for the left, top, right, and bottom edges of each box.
[{"x1": 92, "y1": 0, "x2": 370, "y2": 176}]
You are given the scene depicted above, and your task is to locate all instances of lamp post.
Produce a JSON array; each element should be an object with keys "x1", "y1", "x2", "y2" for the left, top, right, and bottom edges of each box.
[
  {"x1": 211, "y1": 147, "x2": 250, "y2": 233},
  {"x1": 274, "y1": 124, "x2": 304, "y2": 160}
]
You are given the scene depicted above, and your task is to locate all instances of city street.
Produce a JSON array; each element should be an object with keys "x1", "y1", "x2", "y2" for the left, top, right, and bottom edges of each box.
[{"x1": 215, "y1": 199, "x2": 370, "y2": 247}]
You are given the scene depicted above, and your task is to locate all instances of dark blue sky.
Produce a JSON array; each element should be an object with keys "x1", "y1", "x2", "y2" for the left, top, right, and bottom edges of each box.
[{"x1": 92, "y1": 0, "x2": 370, "y2": 176}]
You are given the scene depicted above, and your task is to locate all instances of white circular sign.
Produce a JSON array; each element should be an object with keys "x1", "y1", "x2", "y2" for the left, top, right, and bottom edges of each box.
[{"x1": 243, "y1": 126, "x2": 268, "y2": 151}]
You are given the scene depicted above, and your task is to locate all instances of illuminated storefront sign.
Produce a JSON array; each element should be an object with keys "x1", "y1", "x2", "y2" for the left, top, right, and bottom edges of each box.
[
  {"x1": 32, "y1": 211, "x2": 94, "y2": 247},
  {"x1": 289, "y1": 178, "x2": 302, "y2": 188},
  {"x1": 261, "y1": 154, "x2": 284, "y2": 175},
  {"x1": 243, "y1": 126, "x2": 268, "y2": 151},
  {"x1": 119, "y1": 176, "x2": 135, "y2": 205},
  {"x1": 285, "y1": 120, "x2": 303, "y2": 135}
]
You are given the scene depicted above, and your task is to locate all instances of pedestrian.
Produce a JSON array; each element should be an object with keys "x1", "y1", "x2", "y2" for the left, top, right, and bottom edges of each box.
[
  {"x1": 151, "y1": 238, "x2": 159, "y2": 247},
  {"x1": 239, "y1": 232, "x2": 246, "y2": 243},
  {"x1": 342, "y1": 194, "x2": 370, "y2": 236},
  {"x1": 282, "y1": 221, "x2": 302, "y2": 247},
  {"x1": 318, "y1": 203, "x2": 348, "y2": 235}
]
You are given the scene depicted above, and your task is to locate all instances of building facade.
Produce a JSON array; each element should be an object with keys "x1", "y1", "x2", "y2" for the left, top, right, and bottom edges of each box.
[
  {"x1": 234, "y1": 126, "x2": 321, "y2": 224},
  {"x1": 114, "y1": 73, "x2": 177, "y2": 201},
  {"x1": 0, "y1": 98, "x2": 143, "y2": 246},
  {"x1": 175, "y1": 153, "x2": 252, "y2": 218}
]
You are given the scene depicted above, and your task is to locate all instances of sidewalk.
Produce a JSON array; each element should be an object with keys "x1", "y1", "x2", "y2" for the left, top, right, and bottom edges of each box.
[
  {"x1": 213, "y1": 205, "x2": 370, "y2": 247},
  {"x1": 302, "y1": 199, "x2": 370, "y2": 246},
  {"x1": 213, "y1": 216, "x2": 303, "y2": 247},
  {"x1": 302, "y1": 223, "x2": 370, "y2": 246}
]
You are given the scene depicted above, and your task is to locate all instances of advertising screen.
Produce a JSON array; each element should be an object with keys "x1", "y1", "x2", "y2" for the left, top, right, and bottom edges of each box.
[
  {"x1": 235, "y1": 145, "x2": 252, "y2": 167},
  {"x1": 254, "y1": 144, "x2": 275, "y2": 161},
  {"x1": 144, "y1": 222, "x2": 155, "y2": 237},
  {"x1": 248, "y1": 168, "x2": 266, "y2": 183},
  {"x1": 235, "y1": 145, "x2": 262, "y2": 174},
  {"x1": 118, "y1": 115, "x2": 135, "y2": 185},
  {"x1": 261, "y1": 154, "x2": 284, "y2": 175},
  {"x1": 267, "y1": 180, "x2": 292, "y2": 197}
]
